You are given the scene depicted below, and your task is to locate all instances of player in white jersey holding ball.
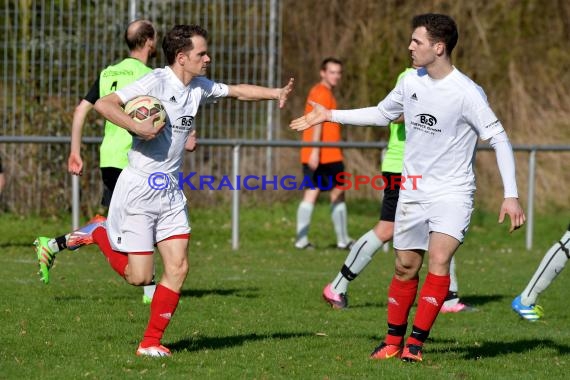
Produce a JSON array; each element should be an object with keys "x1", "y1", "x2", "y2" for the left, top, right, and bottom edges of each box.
[
  {"x1": 39, "y1": 24, "x2": 293, "y2": 357},
  {"x1": 291, "y1": 13, "x2": 525, "y2": 362}
]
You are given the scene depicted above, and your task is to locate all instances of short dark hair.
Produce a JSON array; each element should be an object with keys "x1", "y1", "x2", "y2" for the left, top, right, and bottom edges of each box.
[
  {"x1": 124, "y1": 19, "x2": 156, "y2": 51},
  {"x1": 320, "y1": 57, "x2": 342, "y2": 71},
  {"x1": 162, "y1": 24, "x2": 209, "y2": 65},
  {"x1": 412, "y1": 13, "x2": 458, "y2": 55}
]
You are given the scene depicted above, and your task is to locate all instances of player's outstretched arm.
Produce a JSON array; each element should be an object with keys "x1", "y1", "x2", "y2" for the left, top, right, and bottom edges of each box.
[
  {"x1": 292, "y1": 104, "x2": 391, "y2": 132},
  {"x1": 499, "y1": 197, "x2": 526, "y2": 233},
  {"x1": 227, "y1": 78, "x2": 294, "y2": 109},
  {"x1": 68, "y1": 99, "x2": 94, "y2": 176},
  {"x1": 290, "y1": 101, "x2": 331, "y2": 132}
]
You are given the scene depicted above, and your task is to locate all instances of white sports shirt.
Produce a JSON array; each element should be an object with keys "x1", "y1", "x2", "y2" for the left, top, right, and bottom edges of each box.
[
  {"x1": 116, "y1": 66, "x2": 229, "y2": 174},
  {"x1": 333, "y1": 67, "x2": 509, "y2": 203}
]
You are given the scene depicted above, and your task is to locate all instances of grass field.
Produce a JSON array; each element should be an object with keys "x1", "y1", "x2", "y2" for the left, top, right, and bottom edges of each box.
[{"x1": 1, "y1": 200, "x2": 568, "y2": 379}]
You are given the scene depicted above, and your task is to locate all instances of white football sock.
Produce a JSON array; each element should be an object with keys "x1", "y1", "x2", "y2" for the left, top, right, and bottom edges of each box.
[
  {"x1": 46, "y1": 233, "x2": 74, "y2": 254},
  {"x1": 331, "y1": 201, "x2": 350, "y2": 246},
  {"x1": 47, "y1": 238, "x2": 61, "y2": 253},
  {"x1": 143, "y1": 266, "x2": 157, "y2": 301},
  {"x1": 144, "y1": 284, "x2": 156, "y2": 299},
  {"x1": 521, "y1": 228, "x2": 570, "y2": 306},
  {"x1": 443, "y1": 256, "x2": 460, "y2": 306},
  {"x1": 331, "y1": 229, "x2": 383, "y2": 294},
  {"x1": 295, "y1": 201, "x2": 314, "y2": 247}
]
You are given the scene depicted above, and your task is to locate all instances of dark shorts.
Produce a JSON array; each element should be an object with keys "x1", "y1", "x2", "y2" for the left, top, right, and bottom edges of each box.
[
  {"x1": 100, "y1": 167, "x2": 123, "y2": 207},
  {"x1": 380, "y1": 172, "x2": 401, "y2": 222},
  {"x1": 302, "y1": 161, "x2": 345, "y2": 192}
]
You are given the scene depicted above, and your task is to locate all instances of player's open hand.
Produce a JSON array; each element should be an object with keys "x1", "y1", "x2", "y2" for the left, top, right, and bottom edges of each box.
[
  {"x1": 290, "y1": 101, "x2": 331, "y2": 132},
  {"x1": 278, "y1": 78, "x2": 295, "y2": 109},
  {"x1": 499, "y1": 197, "x2": 526, "y2": 233},
  {"x1": 67, "y1": 152, "x2": 83, "y2": 176},
  {"x1": 185, "y1": 129, "x2": 197, "y2": 152}
]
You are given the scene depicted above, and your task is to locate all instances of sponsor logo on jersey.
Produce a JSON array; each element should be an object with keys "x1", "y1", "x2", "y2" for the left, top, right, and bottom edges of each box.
[
  {"x1": 169, "y1": 96, "x2": 177, "y2": 103},
  {"x1": 172, "y1": 115, "x2": 195, "y2": 133},
  {"x1": 415, "y1": 113, "x2": 437, "y2": 126},
  {"x1": 411, "y1": 93, "x2": 418, "y2": 101},
  {"x1": 410, "y1": 113, "x2": 441, "y2": 136},
  {"x1": 101, "y1": 69, "x2": 134, "y2": 77}
]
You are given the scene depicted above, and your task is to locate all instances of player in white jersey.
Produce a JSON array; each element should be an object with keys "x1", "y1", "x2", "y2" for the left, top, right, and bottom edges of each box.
[
  {"x1": 38, "y1": 24, "x2": 293, "y2": 358},
  {"x1": 291, "y1": 13, "x2": 525, "y2": 362}
]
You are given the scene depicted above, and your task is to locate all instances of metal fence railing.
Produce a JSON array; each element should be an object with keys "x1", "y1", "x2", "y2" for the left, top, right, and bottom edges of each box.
[{"x1": 2, "y1": 135, "x2": 568, "y2": 251}]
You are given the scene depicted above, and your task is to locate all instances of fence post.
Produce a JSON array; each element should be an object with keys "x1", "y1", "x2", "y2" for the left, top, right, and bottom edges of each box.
[
  {"x1": 129, "y1": 0, "x2": 137, "y2": 21},
  {"x1": 526, "y1": 149, "x2": 536, "y2": 250},
  {"x1": 265, "y1": 0, "x2": 278, "y2": 177},
  {"x1": 232, "y1": 144, "x2": 241, "y2": 250}
]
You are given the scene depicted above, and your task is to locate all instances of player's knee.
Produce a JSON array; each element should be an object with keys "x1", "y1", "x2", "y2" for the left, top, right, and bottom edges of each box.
[
  {"x1": 374, "y1": 221, "x2": 394, "y2": 242},
  {"x1": 125, "y1": 272, "x2": 154, "y2": 286},
  {"x1": 395, "y1": 264, "x2": 411, "y2": 278},
  {"x1": 427, "y1": 259, "x2": 451, "y2": 275},
  {"x1": 377, "y1": 229, "x2": 393, "y2": 243},
  {"x1": 394, "y1": 260, "x2": 419, "y2": 278},
  {"x1": 177, "y1": 260, "x2": 189, "y2": 277},
  {"x1": 164, "y1": 260, "x2": 189, "y2": 279}
]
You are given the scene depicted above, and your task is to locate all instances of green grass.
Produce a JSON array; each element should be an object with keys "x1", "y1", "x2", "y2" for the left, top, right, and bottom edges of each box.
[{"x1": 0, "y1": 200, "x2": 568, "y2": 379}]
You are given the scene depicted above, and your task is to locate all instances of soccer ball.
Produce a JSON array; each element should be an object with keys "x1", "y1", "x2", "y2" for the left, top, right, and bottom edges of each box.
[{"x1": 124, "y1": 95, "x2": 166, "y2": 128}]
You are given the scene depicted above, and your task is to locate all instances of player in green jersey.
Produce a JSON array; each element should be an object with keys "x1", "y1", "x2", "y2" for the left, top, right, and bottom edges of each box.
[{"x1": 34, "y1": 20, "x2": 162, "y2": 303}]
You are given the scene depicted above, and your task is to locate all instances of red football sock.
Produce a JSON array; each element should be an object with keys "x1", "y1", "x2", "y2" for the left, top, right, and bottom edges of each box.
[
  {"x1": 384, "y1": 276, "x2": 419, "y2": 346},
  {"x1": 141, "y1": 284, "x2": 181, "y2": 348},
  {"x1": 407, "y1": 272, "x2": 450, "y2": 346},
  {"x1": 92, "y1": 226, "x2": 128, "y2": 277}
]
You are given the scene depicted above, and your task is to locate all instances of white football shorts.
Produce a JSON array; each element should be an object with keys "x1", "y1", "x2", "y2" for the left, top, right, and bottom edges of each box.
[
  {"x1": 107, "y1": 167, "x2": 191, "y2": 253},
  {"x1": 393, "y1": 196, "x2": 474, "y2": 251}
]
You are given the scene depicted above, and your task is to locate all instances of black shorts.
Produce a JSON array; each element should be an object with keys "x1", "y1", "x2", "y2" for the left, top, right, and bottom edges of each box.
[
  {"x1": 379, "y1": 172, "x2": 401, "y2": 222},
  {"x1": 302, "y1": 161, "x2": 345, "y2": 192},
  {"x1": 100, "y1": 167, "x2": 123, "y2": 207}
]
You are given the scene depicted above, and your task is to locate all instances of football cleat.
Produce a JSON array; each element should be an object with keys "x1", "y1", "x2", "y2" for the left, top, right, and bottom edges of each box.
[
  {"x1": 294, "y1": 241, "x2": 315, "y2": 250},
  {"x1": 34, "y1": 236, "x2": 56, "y2": 284},
  {"x1": 370, "y1": 342, "x2": 402, "y2": 360},
  {"x1": 142, "y1": 295, "x2": 153, "y2": 305},
  {"x1": 67, "y1": 215, "x2": 107, "y2": 250},
  {"x1": 441, "y1": 301, "x2": 478, "y2": 313},
  {"x1": 401, "y1": 344, "x2": 423, "y2": 362},
  {"x1": 322, "y1": 283, "x2": 348, "y2": 309},
  {"x1": 136, "y1": 344, "x2": 171, "y2": 357},
  {"x1": 336, "y1": 240, "x2": 355, "y2": 250},
  {"x1": 511, "y1": 295, "x2": 544, "y2": 322}
]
